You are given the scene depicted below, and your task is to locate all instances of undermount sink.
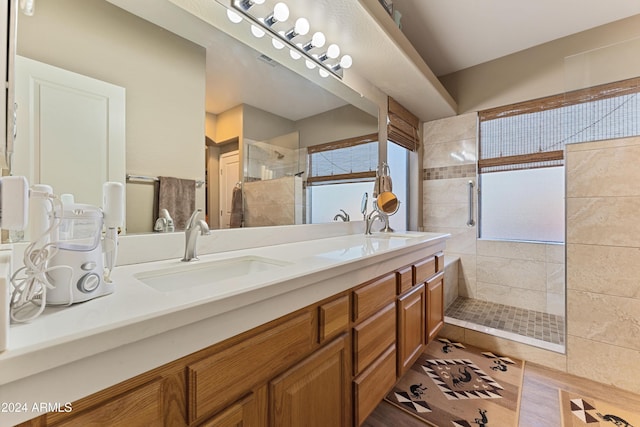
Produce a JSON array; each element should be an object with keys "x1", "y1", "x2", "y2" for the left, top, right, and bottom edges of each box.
[{"x1": 134, "y1": 255, "x2": 291, "y2": 292}]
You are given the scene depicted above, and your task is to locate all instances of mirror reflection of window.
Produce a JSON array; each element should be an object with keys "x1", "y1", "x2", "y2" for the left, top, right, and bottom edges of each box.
[{"x1": 307, "y1": 139, "x2": 410, "y2": 229}]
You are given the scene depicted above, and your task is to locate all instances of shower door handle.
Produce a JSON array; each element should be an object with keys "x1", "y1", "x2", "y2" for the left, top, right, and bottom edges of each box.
[{"x1": 467, "y1": 180, "x2": 475, "y2": 227}]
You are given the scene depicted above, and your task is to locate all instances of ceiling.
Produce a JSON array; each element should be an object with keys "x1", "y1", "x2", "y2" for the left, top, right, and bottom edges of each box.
[{"x1": 389, "y1": 0, "x2": 640, "y2": 76}]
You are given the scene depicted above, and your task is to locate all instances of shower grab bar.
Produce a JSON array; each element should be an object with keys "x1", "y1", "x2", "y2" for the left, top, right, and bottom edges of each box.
[{"x1": 467, "y1": 180, "x2": 475, "y2": 227}]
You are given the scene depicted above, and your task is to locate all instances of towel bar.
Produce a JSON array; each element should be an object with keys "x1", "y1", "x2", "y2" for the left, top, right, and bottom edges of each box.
[{"x1": 126, "y1": 174, "x2": 204, "y2": 188}]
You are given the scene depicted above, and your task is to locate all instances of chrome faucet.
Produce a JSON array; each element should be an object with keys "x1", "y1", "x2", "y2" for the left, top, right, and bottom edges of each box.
[
  {"x1": 333, "y1": 209, "x2": 350, "y2": 222},
  {"x1": 182, "y1": 209, "x2": 210, "y2": 262},
  {"x1": 364, "y1": 210, "x2": 384, "y2": 235}
]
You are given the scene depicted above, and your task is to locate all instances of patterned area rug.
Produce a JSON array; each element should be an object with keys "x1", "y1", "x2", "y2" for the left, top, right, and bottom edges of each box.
[
  {"x1": 559, "y1": 389, "x2": 640, "y2": 427},
  {"x1": 384, "y1": 338, "x2": 524, "y2": 427}
]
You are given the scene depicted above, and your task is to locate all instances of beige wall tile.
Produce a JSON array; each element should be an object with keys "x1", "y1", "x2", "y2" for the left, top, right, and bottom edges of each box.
[
  {"x1": 567, "y1": 143, "x2": 640, "y2": 198},
  {"x1": 477, "y1": 256, "x2": 546, "y2": 291},
  {"x1": 568, "y1": 335, "x2": 640, "y2": 394},
  {"x1": 444, "y1": 258, "x2": 459, "y2": 308},
  {"x1": 423, "y1": 138, "x2": 476, "y2": 168},
  {"x1": 423, "y1": 112, "x2": 477, "y2": 144},
  {"x1": 439, "y1": 323, "x2": 466, "y2": 343},
  {"x1": 568, "y1": 290, "x2": 640, "y2": 350},
  {"x1": 476, "y1": 281, "x2": 547, "y2": 311},
  {"x1": 423, "y1": 202, "x2": 469, "y2": 228},
  {"x1": 424, "y1": 177, "x2": 473, "y2": 205},
  {"x1": 567, "y1": 197, "x2": 640, "y2": 246},
  {"x1": 567, "y1": 244, "x2": 640, "y2": 299},
  {"x1": 545, "y1": 244, "x2": 565, "y2": 264},
  {"x1": 477, "y1": 240, "x2": 546, "y2": 261},
  {"x1": 547, "y1": 293, "x2": 565, "y2": 316},
  {"x1": 546, "y1": 262, "x2": 565, "y2": 294},
  {"x1": 464, "y1": 330, "x2": 567, "y2": 371},
  {"x1": 425, "y1": 226, "x2": 477, "y2": 255},
  {"x1": 455, "y1": 253, "x2": 477, "y2": 298}
]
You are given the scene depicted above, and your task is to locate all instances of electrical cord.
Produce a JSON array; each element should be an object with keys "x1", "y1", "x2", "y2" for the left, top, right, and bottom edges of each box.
[{"x1": 9, "y1": 195, "x2": 73, "y2": 323}]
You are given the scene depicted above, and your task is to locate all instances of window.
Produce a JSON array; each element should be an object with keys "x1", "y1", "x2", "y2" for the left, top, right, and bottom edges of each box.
[{"x1": 479, "y1": 76, "x2": 640, "y2": 242}]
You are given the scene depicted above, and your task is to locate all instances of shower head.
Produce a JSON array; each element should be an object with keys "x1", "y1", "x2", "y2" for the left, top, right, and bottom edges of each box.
[{"x1": 274, "y1": 150, "x2": 285, "y2": 160}]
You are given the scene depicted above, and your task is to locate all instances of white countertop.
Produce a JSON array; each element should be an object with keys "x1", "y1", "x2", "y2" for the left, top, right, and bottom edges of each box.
[{"x1": 0, "y1": 229, "x2": 447, "y2": 426}]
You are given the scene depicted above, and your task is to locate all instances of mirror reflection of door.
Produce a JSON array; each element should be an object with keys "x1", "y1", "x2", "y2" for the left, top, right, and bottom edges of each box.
[
  {"x1": 219, "y1": 151, "x2": 239, "y2": 229},
  {"x1": 13, "y1": 56, "x2": 125, "y2": 225}
]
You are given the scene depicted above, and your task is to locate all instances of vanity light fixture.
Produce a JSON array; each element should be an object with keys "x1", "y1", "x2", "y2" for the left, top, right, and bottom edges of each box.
[{"x1": 226, "y1": 0, "x2": 353, "y2": 79}]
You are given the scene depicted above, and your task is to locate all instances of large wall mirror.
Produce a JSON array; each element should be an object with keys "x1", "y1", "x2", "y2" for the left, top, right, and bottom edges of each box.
[{"x1": 9, "y1": 0, "x2": 379, "y2": 236}]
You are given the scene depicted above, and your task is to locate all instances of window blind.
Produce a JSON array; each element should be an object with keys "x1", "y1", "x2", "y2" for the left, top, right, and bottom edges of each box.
[
  {"x1": 479, "y1": 76, "x2": 640, "y2": 173},
  {"x1": 307, "y1": 133, "x2": 378, "y2": 184},
  {"x1": 388, "y1": 97, "x2": 420, "y2": 151}
]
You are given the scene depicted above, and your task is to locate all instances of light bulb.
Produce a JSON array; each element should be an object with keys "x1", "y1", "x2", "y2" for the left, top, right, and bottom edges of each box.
[
  {"x1": 272, "y1": 38, "x2": 285, "y2": 50},
  {"x1": 226, "y1": 9, "x2": 242, "y2": 24},
  {"x1": 273, "y1": 2, "x2": 289, "y2": 22},
  {"x1": 251, "y1": 24, "x2": 265, "y2": 38},
  {"x1": 327, "y1": 44, "x2": 340, "y2": 59},
  {"x1": 340, "y1": 55, "x2": 353, "y2": 69},
  {"x1": 294, "y1": 18, "x2": 310, "y2": 36},
  {"x1": 305, "y1": 60, "x2": 316, "y2": 69},
  {"x1": 319, "y1": 69, "x2": 330, "y2": 78},
  {"x1": 311, "y1": 32, "x2": 326, "y2": 48},
  {"x1": 289, "y1": 49, "x2": 302, "y2": 60},
  {"x1": 254, "y1": 0, "x2": 265, "y2": 4}
]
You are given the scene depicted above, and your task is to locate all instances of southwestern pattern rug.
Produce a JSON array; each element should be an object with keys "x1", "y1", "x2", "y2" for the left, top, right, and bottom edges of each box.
[
  {"x1": 559, "y1": 389, "x2": 640, "y2": 427},
  {"x1": 385, "y1": 338, "x2": 524, "y2": 427}
]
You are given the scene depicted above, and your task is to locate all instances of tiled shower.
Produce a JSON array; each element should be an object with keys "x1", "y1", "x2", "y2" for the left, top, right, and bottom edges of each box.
[{"x1": 422, "y1": 113, "x2": 566, "y2": 351}]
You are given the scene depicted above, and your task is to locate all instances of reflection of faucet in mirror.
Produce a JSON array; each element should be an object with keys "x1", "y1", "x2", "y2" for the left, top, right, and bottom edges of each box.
[
  {"x1": 364, "y1": 210, "x2": 384, "y2": 235},
  {"x1": 154, "y1": 209, "x2": 175, "y2": 233},
  {"x1": 333, "y1": 209, "x2": 350, "y2": 222},
  {"x1": 363, "y1": 191, "x2": 400, "y2": 235},
  {"x1": 182, "y1": 209, "x2": 210, "y2": 262}
]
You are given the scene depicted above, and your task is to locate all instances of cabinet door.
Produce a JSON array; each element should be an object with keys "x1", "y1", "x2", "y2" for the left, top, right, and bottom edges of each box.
[
  {"x1": 198, "y1": 388, "x2": 266, "y2": 427},
  {"x1": 397, "y1": 284, "x2": 426, "y2": 376},
  {"x1": 53, "y1": 378, "x2": 164, "y2": 427},
  {"x1": 270, "y1": 334, "x2": 350, "y2": 427},
  {"x1": 426, "y1": 272, "x2": 445, "y2": 343}
]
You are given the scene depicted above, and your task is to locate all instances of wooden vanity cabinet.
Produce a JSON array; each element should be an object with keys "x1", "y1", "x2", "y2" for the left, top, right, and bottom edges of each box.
[
  {"x1": 351, "y1": 274, "x2": 397, "y2": 425},
  {"x1": 17, "y1": 250, "x2": 447, "y2": 427},
  {"x1": 396, "y1": 283, "x2": 426, "y2": 376},
  {"x1": 426, "y1": 271, "x2": 445, "y2": 343},
  {"x1": 270, "y1": 334, "x2": 350, "y2": 427}
]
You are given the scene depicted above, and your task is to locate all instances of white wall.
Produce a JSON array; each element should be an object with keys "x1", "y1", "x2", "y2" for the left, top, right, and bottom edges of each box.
[{"x1": 17, "y1": 0, "x2": 206, "y2": 233}]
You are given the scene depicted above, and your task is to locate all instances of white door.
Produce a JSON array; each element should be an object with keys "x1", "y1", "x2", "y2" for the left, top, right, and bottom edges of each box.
[
  {"x1": 219, "y1": 151, "x2": 239, "y2": 228},
  {"x1": 13, "y1": 56, "x2": 125, "y2": 212}
]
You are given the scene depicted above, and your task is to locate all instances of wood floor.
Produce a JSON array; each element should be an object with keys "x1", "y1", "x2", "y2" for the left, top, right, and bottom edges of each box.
[{"x1": 363, "y1": 362, "x2": 640, "y2": 426}]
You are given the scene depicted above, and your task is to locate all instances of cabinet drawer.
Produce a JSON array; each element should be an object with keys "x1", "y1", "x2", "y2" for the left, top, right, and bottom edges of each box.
[
  {"x1": 413, "y1": 256, "x2": 436, "y2": 285},
  {"x1": 396, "y1": 266, "x2": 413, "y2": 295},
  {"x1": 187, "y1": 310, "x2": 314, "y2": 423},
  {"x1": 353, "y1": 303, "x2": 395, "y2": 375},
  {"x1": 319, "y1": 295, "x2": 349, "y2": 343},
  {"x1": 353, "y1": 273, "x2": 396, "y2": 322},
  {"x1": 353, "y1": 345, "x2": 396, "y2": 426}
]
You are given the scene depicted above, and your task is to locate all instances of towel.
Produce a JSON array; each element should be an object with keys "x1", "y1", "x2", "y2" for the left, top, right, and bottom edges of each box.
[
  {"x1": 230, "y1": 186, "x2": 243, "y2": 228},
  {"x1": 157, "y1": 176, "x2": 196, "y2": 231},
  {"x1": 381, "y1": 175, "x2": 393, "y2": 193}
]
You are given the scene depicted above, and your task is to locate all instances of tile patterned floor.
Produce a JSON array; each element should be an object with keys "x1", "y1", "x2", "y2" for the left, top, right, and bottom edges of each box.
[{"x1": 445, "y1": 297, "x2": 565, "y2": 346}]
